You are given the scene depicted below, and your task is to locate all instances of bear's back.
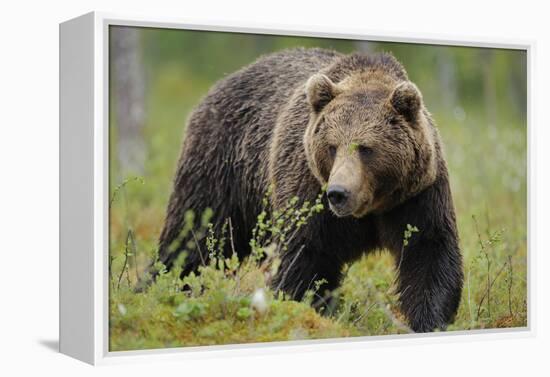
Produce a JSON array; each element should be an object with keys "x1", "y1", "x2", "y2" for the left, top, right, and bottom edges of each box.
[{"x1": 194, "y1": 47, "x2": 343, "y2": 132}]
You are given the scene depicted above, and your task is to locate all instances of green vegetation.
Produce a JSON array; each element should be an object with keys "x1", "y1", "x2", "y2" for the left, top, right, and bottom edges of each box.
[
  {"x1": 108, "y1": 28, "x2": 527, "y2": 351},
  {"x1": 110, "y1": 191, "x2": 357, "y2": 350}
]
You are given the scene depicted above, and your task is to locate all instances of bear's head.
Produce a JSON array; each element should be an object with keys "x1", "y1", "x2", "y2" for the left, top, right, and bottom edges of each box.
[{"x1": 303, "y1": 71, "x2": 438, "y2": 218}]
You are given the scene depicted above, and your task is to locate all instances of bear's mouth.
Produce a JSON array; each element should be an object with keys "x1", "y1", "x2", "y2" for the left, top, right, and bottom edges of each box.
[
  {"x1": 329, "y1": 204, "x2": 353, "y2": 218},
  {"x1": 329, "y1": 199, "x2": 371, "y2": 218},
  {"x1": 329, "y1": 200, "x2": 373, "y2": 218}
]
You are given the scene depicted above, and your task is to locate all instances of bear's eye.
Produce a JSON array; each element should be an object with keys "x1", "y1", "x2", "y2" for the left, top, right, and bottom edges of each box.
[
  {"x1": 358, "y1": 145, "x2": 374, "y2": 159},
  {"x1": 328, "y1": 145, "x2": 337, "y2": 159}
]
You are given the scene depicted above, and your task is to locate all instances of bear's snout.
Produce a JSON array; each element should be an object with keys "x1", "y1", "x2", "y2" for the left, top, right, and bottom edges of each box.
[
  {"x1": 327, "y1": 153, "x2": 366, "y2": 217},
  {"x1": 327, "y1": 185, "x2": 350, "y2": 209}
]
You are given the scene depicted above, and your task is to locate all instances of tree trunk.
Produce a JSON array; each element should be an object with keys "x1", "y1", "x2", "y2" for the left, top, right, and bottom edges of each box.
[{"x1": 111, "y1": 26, "x2": 146, "y2": 176}]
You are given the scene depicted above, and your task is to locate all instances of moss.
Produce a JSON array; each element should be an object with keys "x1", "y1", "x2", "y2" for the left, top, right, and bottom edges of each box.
[{"x1": 109, "y1": 284, "x2": 353, "y2": 351}]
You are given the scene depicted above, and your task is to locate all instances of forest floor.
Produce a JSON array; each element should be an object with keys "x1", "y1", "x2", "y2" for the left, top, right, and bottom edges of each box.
[{"x1": 108, "y1": 112, "x2": 527, "y2": 351}]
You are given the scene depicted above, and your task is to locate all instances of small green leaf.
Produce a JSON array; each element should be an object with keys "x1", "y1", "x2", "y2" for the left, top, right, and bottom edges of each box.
[
  {"x1": 236, "y1": 307, "x2": 253, "y2": 320},
  {"x1": 348, "y1": 142, "x2": 359, "y2": 154}
]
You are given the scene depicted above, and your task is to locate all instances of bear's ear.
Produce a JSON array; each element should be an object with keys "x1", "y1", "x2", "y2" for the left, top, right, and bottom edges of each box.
[
  {"x1": 390, "y1": 81, "x2": 423, "y2": 123},
  {"x1": 305, "y1": 74, "x2": 341, "y2": 113}
]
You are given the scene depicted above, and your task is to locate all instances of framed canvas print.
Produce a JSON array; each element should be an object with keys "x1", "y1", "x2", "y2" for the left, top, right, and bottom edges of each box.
[{"x1": 59, "y1": 12, "x2": 532, "y2": 365}]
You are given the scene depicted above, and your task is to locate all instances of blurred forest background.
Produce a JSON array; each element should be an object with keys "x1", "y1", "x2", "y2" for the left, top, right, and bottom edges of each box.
[{"x1": 108, "y1": 26, "x2": 527, "y2": 350}]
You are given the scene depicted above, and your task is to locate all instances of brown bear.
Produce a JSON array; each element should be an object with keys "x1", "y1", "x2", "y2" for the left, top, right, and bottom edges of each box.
[{"x1": 157, "y1": 48, "x2": 463, "y2": 333}]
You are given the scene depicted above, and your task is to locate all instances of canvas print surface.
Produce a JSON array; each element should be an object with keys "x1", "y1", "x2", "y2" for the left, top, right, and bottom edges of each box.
[{"x1": 108, "y1": 25, "x2": 527, "y2": 351}]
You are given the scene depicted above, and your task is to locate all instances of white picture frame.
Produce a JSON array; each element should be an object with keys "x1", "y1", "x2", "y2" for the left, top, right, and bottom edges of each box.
[{"x1": 59, "y1": 11, "x2": 535, "y2": 365}]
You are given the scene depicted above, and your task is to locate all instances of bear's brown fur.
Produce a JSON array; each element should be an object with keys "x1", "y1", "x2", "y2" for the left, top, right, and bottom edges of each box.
[{"x1": 157, "y1": 48, "x2": 463, "y2": 332}]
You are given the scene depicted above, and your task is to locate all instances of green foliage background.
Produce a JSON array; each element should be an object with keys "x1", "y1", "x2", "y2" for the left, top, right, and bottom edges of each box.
[{"x1": 108, "y1": 27, "x2": 527, "y2": 351}]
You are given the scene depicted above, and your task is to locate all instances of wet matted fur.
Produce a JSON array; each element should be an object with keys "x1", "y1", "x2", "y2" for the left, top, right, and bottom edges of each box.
[{"x1": 157, "y1": 48, "x2": 463, "y2": 333}]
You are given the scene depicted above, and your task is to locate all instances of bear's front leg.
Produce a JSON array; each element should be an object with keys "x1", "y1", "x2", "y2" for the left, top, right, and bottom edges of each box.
[
  {"x1": 379, "y1": 176, "x2": 463, "y2": 332},
  {"x1": 396, "y1": 232, "x2": 463, "y2": 332}
]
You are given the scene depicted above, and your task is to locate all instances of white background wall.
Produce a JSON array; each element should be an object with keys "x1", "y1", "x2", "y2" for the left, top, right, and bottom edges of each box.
[{"x1": 0, "y1": 0, "x2": 548, "y2": 375}]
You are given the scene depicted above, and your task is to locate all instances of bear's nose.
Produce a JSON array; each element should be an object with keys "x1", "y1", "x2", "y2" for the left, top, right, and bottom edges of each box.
[{"x1": 327, "y1": 185, "x2": 350, "y2": 207}]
